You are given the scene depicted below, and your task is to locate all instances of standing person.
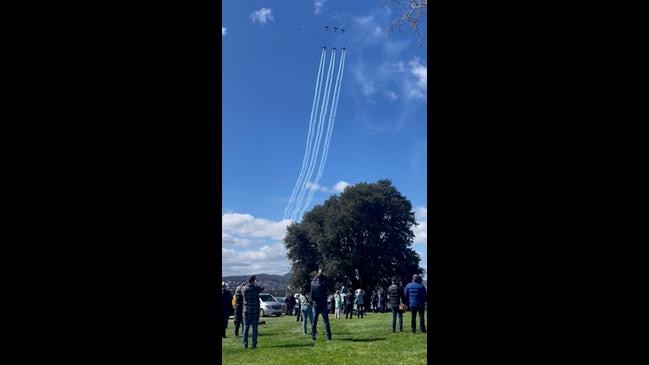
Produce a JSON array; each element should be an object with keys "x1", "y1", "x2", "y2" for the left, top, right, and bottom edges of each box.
[
  {"x1": 222, "y1": 282, "x2": 233, "y2": 338},
  {"x1": 377, "y1": 289, "x2": 384, "y2": 313},
  {"x1": 299, "y1": 287, "x2": 314, "y2": 336},
  {"x1": 233, "y1": 283, "x2": 244, "y2": 337},
  {"x1": 334, "y1": 290, "x2": 342, "y2": 319},
  {"x1": 371, "y1": 291, "x2": 378, "y2": 313},
  {"x1": 241, "y1": 275, "x2": 264, "y2": 348},
  {"x1": 285, "y1": 292, "x2": 294, "y2": 316},
  {"x1": 344, "y1": 289, "x2": 355, "y2": 319},
  {"x1": 310, "y1": 269, "x2": 332, "y2": 341},
  {"x1": 388, "y1": 277, "x2": 406, "y2": 332},
  {"x1": 355, "y1": 288, "x2": 366, "y2": 318},
  {"x1": 340, "y1": 285, "x2": 347, "y2": 314},
  {"x1": 404, "y1": 274, "x2": 427, "y2": 334},
  {"x1": 294, "y1": 292, "x2": 302, "y2": 321}
]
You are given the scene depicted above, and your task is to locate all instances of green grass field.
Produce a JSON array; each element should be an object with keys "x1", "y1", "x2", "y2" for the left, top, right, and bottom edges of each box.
[{"x1": 222, "y1": 312, "x2": 427, "y2": 365}]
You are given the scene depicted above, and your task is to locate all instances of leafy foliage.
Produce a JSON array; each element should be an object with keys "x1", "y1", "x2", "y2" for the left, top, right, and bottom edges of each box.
[{"x1": 284, "y1": 180, "x2": 423, "y2": 293}]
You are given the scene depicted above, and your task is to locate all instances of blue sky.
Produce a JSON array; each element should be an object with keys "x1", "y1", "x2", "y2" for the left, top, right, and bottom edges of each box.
[{"x1": 222, "y1": 0, "x2": 427, "y2": 278}]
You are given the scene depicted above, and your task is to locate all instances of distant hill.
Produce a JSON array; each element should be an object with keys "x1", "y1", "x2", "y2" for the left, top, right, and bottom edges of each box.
[
  {"x1": 223, "y1": 273, "x2": 426, "y2": 297},
  {"x1": 222, "y1": 273, "x2": 291, "y2": 297}
]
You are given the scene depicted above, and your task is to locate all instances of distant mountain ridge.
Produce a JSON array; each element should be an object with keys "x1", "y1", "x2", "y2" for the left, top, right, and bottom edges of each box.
[
  {"x1": 222, "y1": 273, "x2": 426, "y2": 296},
  {"x1": 222, "y1": 273, "x2": 291, "y2": 297}
]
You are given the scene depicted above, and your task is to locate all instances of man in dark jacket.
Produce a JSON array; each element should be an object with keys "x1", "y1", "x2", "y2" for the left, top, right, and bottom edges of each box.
[
  {"x1": 233, "y1": 283, "x2": 244, "y2": 337},
  {"x1": 310, "y1": 269, "x2": 332, "y2": 341},
  {"x1": 388, "y1": 277, "x2": 406, "y2": 332},
  {"x1": 221, "y1": 282, "x2": 233, "y2": 338},
  {"x1": 344, "y1": 290, "x2": 355, "y2": 319},
  {"x1": 404, "y1": 274, "x2": 427, "y2": 333},
  {"x1": 241, "y1": 275, "x2": 264, "y2": 348},
  {"x1": 285, "y1": 292, "x2": 294, "y2": 315}
]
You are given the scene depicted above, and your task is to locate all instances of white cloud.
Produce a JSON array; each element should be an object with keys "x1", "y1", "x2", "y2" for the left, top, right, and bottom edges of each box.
[
  {"x1": 412, "y1": 206, "x2": 427, "y2": 280},
  {"x1": 413, "y1": 206, "x2": 427, "y2": 244},
  {"x1": 222, "y1": 213, "x2": 292, "y2": 276},
  {"x1": 222, "y1": 213, "x2": 290, "y2": 240},
  {"x1": 408, "y1": 58, "x2": 427, "y2": 99},
  {"x1": 222, "y1": 233, "x2": 251, "y2": 248},
  {"x1": 222, "y1": 243, "x2": 291, "y2": 277},
  {"x1": 384, "y1": 90, "x2": 399, "y2": 101},
  {"x1": 306, "y1": 182, "x2": 329, "y2": 193},
  {"x1": 250, "y1": 8, "x2": 274, "y2": 25},
  {"x1": 222, "y1": 26, "x2": 227, "y2": 36},
  {"x1": 333, "y1": 181, "x2": 350, "y2": 193},
  {"x1": 314, "y1": 0, "x2": 327, "y2": 15}
]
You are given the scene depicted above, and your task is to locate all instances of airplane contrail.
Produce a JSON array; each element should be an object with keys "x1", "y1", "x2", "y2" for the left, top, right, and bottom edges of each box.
[
  {"x1": 283, "y1": 48, "x2": 327, "y2": 220},
  {"x1": 292, "y1": 48, "x2": 336, "y2": 221},
  {"x1": 300, "y1": 50, "x2": 346, "y2": 218}
]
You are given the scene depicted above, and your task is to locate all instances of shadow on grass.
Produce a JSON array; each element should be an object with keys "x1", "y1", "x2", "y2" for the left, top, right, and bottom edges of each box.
[
  {"x1": 336, "y1": 337, "x2": 387, "y2": 342},
  {"x1": 266, "y1": 343, "x2": 315, "y2": 348}
]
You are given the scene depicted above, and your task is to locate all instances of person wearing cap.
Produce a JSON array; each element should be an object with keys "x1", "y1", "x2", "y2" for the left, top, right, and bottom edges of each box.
[
  {"x1": 241, "y1": 275, "x2": 264, "y2": 349},
  {"x1": 310, "y1": 269, "x2": 332, "y2": 341},
  {"x1": 221, "y1": 282, "x2": 233, "y2": 338},
  {"x1": 404, "y1": 273, "x2": 427, "y2": 333}
]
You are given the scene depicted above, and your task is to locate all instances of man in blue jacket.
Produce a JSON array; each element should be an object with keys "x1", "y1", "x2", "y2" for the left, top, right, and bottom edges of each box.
[{"x1": 404, "y1": 273, "x2": 427, "y2": 333}]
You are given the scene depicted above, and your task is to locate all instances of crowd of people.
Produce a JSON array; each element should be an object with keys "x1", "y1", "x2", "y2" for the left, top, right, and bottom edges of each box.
[{"x1": 221, "y1": 271, "x2": 427, "y2": 349}]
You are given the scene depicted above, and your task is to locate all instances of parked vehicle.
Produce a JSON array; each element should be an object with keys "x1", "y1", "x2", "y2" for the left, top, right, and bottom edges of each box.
[{"x1": 259, "y1": 293, "x2": 286, "y2": 317}]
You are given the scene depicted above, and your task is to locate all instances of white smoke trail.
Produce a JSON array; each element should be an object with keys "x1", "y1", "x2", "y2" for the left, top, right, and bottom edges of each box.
[
  {"x1": 283, "y1": 48, "x2": 327, "y2": 220},
  {"x1": 300, "y1": 50, "x2": 346, "y2": 218},
  {"x1": 291, "y1": 49, "x2": 336, "y2": 221}
]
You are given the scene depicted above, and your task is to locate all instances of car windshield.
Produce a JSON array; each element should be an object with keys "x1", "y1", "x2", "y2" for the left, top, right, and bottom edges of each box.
[{"x1": 259, "y1": 294, "x2": 276, "y2": 302}]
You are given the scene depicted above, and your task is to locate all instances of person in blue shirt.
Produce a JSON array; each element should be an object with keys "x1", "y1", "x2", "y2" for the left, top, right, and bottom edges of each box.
[{"x1": 404, "y1": 273, "x2": 427, "y2": 333}]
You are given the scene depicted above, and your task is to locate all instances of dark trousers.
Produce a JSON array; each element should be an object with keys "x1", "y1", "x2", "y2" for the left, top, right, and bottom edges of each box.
[
  {"x1": 311, "y1": 306, "x2": 332, "y2": 340},
  {"x1": 391, "y1": 307, "x2": 403, "y2": 332},
  {"x1": 356, "y1": 304, "x2": 364, "y2": 318},
  {"x1": 222, "y1": 313, "x2": 229, "y2": 337},
  {"x1": 410, "y1": 307, "x2": 426, "y2": 333},
  {"x1": 233, "y1": 317, "x2": 242, "y2": 336},
  {"x1": 344, "y1": 304, "x2": 353, "y2": 319}
]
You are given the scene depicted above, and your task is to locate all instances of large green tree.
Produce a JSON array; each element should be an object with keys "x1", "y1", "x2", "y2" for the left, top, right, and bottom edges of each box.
[{"x1": 284, "y1": 179, "x2": 424, "y2": 293}]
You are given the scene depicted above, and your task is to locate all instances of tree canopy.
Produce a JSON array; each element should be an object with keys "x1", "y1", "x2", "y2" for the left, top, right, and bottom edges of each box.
[{"x1": 284, "y1": 179, "x2": 424, "y2": 293}]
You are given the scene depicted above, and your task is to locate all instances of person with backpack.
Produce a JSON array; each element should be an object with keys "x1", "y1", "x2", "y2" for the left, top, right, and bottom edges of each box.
[
  {"x1": 232, "y1": 283, "x2": 244, "y2": 337},
  {"x1": 388, "y1": 277, "x2": 406, "y2": 332}
]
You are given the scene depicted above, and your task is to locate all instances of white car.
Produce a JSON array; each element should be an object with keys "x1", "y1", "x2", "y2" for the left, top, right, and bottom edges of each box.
[{"x1": 259, "y1": 293, "x2": 286, "y2": 317}]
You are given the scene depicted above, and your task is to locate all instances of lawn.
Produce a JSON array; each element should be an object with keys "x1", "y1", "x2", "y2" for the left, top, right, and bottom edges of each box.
[{"x1": 221, "y1": 312, "x2": 427, "y2": 365}]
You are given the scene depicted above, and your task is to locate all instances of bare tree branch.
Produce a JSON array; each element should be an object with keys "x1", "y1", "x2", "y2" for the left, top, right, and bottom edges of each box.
[{"x1": 382, "y1": 0, "x2": 427, "y2": 45}]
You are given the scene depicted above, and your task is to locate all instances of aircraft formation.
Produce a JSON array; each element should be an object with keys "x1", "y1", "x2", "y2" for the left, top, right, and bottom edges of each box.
[{"x1": 283, "y1": 31, "x2": 348, "y2": 222}]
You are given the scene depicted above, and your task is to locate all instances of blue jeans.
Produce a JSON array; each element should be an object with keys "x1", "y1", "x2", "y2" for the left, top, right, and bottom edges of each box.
[
  {"x1": 301, "y1": 304, "x2": 313, "y2": 335},
  {"x1": 311, "y1": 305, "x2": 332, "y2": 340},
  {"x1": 391, "y1": 306, "x2": 403, "y2": 332},
  {"x1": 242, "y1": 315, "x2": 259, "y2": 348}
]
